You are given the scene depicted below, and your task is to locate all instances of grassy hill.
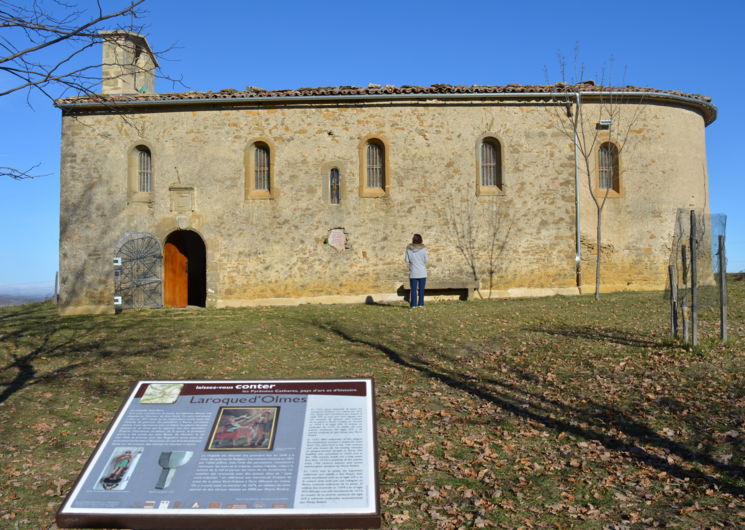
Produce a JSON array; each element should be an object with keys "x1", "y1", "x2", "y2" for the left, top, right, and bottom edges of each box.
[
  {"x1": 1, "y1": 277, "x2": 743, "y2": 528},
  {"x1": 0, "y1": 295, "x2": 48, "y2": 307}
]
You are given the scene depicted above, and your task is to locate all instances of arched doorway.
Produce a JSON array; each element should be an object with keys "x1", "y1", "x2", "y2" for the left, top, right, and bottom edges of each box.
[{"x1": 163, "y1": 230, "x2": 206, "y2": 307}]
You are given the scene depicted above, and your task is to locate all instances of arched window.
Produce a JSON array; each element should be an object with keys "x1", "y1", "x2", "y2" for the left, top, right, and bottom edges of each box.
[
  {"x1": 245, "y1": 140, "x2": 274, "y2": 199},
  {"x1": 598, "y1": 142, "x2": 620, "y2": 193},
  {"x1": 254, "y1": 142, "x2": 270, "y2": 191},
  {"x1": 359, "y1": 137, "x2": 388, "y2": 197},
  {"x1": 480, "y1": 138, "x2": 502, "y2": 189},
  {"x1": 137, "y1": 146, "x2": 152, "y2": 193},
  {"x1": 128, "y1": 144, "x2": 153, "y2": 202},
  {"x1": 330, "y1": 167, "x2": 340, "y2": 204},
  {"x1": 366, "y1": 140, "x2": 385, "y2": 189}
]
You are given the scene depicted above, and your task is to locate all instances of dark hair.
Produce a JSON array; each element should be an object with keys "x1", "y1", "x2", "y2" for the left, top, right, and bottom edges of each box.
[{"x1": 412, "y1": 234, "x2": 423, "y2": 245}]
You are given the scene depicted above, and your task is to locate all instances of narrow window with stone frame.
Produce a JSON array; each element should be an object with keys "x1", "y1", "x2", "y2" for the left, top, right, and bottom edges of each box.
[
  {"x1": 254, "y1": 143, "x2": 271, "y2": 191},
  {"x1": 366, "y1": 141, "x2": 385, "y2": 190},
  {"x1": 137, "y1": 146, "x2": 152, "y2": 193},
  {"x1": 598, "y1": 142, "x2": 620, "y2": 193},
  {"x1": 480, "y1": 138, "x2": 502, "y2": 189},
  {"x1": 330, "y1": 167, "x2": 340, "y2": 204}
]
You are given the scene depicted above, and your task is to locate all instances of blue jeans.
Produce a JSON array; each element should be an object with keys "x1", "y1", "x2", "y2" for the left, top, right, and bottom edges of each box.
[{"x1": 409, "y1": 278, "x2": 426, "y2": 307}]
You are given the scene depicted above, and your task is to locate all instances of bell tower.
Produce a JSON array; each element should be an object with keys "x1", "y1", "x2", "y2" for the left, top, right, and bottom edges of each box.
[{"x1": 100, "y1": 30, "x2": 158, "y2": 95}]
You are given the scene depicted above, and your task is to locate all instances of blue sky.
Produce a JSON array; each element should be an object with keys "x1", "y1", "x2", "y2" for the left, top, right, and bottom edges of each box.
[{"x1": 2, "y1": 0, "x2": 743, "y2": 296}]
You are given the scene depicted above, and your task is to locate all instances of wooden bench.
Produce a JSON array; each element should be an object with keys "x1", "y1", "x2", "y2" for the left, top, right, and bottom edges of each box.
[{"x1": 397, "y1": 279, "x2": 480, "y2": 302}]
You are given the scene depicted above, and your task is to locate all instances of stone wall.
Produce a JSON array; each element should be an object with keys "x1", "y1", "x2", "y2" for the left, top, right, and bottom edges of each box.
[{"x1": 58, "y1": 98, "x2": 709, "y2": 313}]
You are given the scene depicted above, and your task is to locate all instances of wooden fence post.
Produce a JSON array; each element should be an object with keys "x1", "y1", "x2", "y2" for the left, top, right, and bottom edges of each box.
[
  {"x1": 690, "y1": 210, "x2": 698, "y2": 347},
  {"x1": 669, "y1": 265, "x2": 678, "y2": 338},
  {"x1": 719, "y1": 235, "x2": 728, "y2": 343},
  {"x1": 681, "y1": 245, "x2": 689, "y2": 344}
]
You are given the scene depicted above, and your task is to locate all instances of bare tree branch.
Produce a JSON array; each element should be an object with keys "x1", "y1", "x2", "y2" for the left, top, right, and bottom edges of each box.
[
  {"x1": 0, "y1": 164, "x2": 50, "y2": 179},
  {"x1": 1, "y1": 0, "x2": 182, "y2": 179},
  {"x1": 547, "y1": 51, "x2": 645, "y2": 300},
  {"x1": 445, "y1": 194, "x2": 481, "y2": 285},
  {"x1": 484, "y1": 203, "x2": 512, "y2": 298},
  {"x1": 445, "y1": 193, "x2": 513, "y2": 298},
  {"x1": 0, "y1": 1, "x2": 144, "y2": 66}
]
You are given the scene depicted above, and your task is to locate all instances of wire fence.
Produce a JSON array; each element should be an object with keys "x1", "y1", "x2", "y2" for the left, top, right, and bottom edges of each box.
[{"x1": 666, "y1": 209, "x2": 727, "y2": 344}]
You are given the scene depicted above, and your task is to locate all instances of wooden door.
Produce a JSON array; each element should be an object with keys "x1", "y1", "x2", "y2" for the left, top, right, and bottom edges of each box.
[{"x1": 164, "y1": 240, "x2": 188, "y2": 307}]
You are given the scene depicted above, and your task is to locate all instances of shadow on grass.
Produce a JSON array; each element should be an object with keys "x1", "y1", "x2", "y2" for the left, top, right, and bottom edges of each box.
[
  {"x1": 363, "y1": 296, "x2": 410, "y2": 309},
  {"x1": 0, "y1": 302, "x2": 44, "y2": 322},
  {"x1": 312, "y1": 321, "x2": 745, "y2": 496},
  {"x1": 0, "y1": 304, "x2": 170, "y2": 405},
  {"x1": 530, "y1": 324, "x2": 664, "y2": 348}
]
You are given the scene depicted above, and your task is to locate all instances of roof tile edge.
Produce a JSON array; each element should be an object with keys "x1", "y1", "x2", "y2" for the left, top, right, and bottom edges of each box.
[{"x1": 54, "y1": 83, "x2": 717, "y2": 125}]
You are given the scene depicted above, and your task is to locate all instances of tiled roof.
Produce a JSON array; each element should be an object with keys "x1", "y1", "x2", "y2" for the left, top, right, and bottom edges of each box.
[{"x1": 55, "y1": 83, "x2": 716, "y2": 123}]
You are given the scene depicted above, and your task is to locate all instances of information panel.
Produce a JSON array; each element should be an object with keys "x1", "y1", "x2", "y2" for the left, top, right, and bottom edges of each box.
[{"x1": 57, "y1": 379, "x2": 380, "y2": 529}]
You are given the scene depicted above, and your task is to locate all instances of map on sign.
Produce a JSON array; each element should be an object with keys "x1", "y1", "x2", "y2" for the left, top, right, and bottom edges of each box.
[{"x1": 140, "y1": 383, "x2": 184, "y2": 404}]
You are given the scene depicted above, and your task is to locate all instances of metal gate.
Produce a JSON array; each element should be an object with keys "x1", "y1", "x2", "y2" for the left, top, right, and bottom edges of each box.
[{"x1": 114, "y1": 233, "x2": 163, "y2": 309}]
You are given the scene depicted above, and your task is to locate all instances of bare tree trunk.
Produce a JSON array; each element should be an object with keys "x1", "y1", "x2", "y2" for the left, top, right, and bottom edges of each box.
[{"x1": 593, "y1": 191, "x2": 609, "y2": 301}]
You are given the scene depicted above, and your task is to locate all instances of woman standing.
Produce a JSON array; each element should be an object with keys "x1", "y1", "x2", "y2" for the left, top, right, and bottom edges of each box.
[{"x1": 405, "y1": 234, "x2": 428, "y2": 308}]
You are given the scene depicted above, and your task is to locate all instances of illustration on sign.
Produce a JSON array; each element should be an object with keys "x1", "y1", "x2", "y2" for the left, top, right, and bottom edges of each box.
[
  {"x1": 94, "y1": 447, "x2": 143, "y2": 491},
  {"x1": 207, "y1": 407, "x2": 278, "y2": 450},
  {"x1": 156, "y1": 451, "x2": 193, "y2": 489}
]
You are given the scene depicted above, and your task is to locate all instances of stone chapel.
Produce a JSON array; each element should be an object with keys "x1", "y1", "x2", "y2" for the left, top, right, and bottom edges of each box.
[{"x1": 55, "y1": 31, "x2": 716, "y2": 314}]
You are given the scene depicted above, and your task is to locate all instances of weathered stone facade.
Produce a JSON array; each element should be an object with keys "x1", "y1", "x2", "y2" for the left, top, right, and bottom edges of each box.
[{"x1": 55, "y1": 36, "x2": 716, "y2": 314}]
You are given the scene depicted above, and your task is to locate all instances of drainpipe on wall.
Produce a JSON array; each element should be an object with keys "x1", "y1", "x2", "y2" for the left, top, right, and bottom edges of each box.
[{"x1": 574, "y1": 92, "x2": 582, "y2": 293}]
